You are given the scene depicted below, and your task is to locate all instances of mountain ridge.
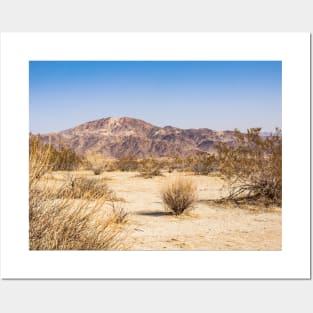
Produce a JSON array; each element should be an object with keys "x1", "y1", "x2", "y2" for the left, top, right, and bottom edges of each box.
[{"x1": 40, "y1": 116, "x2": 237, "y2": 158}]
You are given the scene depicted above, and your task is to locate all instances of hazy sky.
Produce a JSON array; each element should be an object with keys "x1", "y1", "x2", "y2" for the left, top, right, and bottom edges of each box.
[{"x1": 29, "y1": 61, "x2": 282, "y2": 133}]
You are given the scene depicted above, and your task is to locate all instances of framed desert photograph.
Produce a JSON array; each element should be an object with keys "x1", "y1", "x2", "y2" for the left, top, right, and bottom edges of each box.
[
  {"x1": 29, "y1": 60, "x2": 282, "y2": 251},
  {"x1": 0, "y1": 33, "x2": 310, "y2": 279}
]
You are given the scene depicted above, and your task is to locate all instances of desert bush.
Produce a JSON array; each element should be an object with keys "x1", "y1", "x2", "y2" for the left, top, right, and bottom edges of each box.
[
  {"x1": 58, "y1": 175, "x2": 115, "y2": 201},
  {"x1": 101, "y1": 160, "x2": 118, "y2": 172},
  {"x1": 50, "y1": 143, "x2": 83, "y2": 171},
  {"x1": 140, "y1": 168, "x2": 162, "y2": 178},
  {"x1": 116, "y1": 156, "x2": 140, "y2": 171},
  {"x1": 188, "y1": 152, "x2": 217, "y2": 175},
  {"x1": 161, "y1": 176, "x2": 197, "y2": 215},
  {"x1": 167, "y1": 156, "x2": 186, "y2": 172},
  {"x1": 29, "y1": 135, "x2": 53, "y2": 185},
  {"x1": 30, "y1": 135, "x2": 83, "y2": 171},
  {"x1": 108, "y1": 202, "x2": 129, "y2": 224},
  {"x1": 29, "y1": 199, "x2": 122, "y2": 250},
  {"x1": 138, "y1": 158, "x2": 162, "y2": 178},
  {"x1": 84, "y1": 153, "x2": 112, "y2": 174},
  {"x1": 29, "y1": 137, "x2": 125, "y2": 250},
  {"x1": 92, "y1": 167, "x2": 103, "y2": 175},
  {"x1": 216, "y1": 128, "x2": 282, "y2": 205}
]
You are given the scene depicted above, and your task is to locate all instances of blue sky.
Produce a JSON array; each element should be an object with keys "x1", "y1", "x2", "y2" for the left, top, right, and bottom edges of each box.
[{"x1": 29, "y1": 61, "x2": 281, "y2": 133}]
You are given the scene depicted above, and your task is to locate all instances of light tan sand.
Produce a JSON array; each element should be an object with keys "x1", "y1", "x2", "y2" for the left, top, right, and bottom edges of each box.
[
  {"x1": 104, "y1": 171, "x2": 281, "y2": 250},
  {"x1": 46, "y1": 170, "x2": 281, "y2": 250}
]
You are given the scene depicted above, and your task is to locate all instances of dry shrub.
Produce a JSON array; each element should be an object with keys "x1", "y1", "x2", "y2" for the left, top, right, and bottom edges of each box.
[
  {"x1": 50, "y1": 143, "x2": 83, "y2": 170},
  {"x1": 161, "y1": 176, "x2": 197, "y2": 215},
  {"x1": 167, "y1": 156, "x2": 186, "y2": 172},
  {"x1": 58, "y1": 175, "x2": 115, "y2": 201},
  {"x1": 93, "y1": 168, "x2": 103, "y2": 175},
  {"x1": 29, "y1": 135, "x2": 52, "y2": 185},
  {"x1": 138, "y1": 158, "x2": 162, "y2": 178},
  {"x1": 139, "y1": 168, "x2": 162, "y2": 178},
  {"x1": 30, "y1": 135, "x2": 83, "y2": 171},
  {"x1": 108, "y1": 202, "x2": 129, "y2": 225},
  {"x1": 104, "y1": 161, "x2": 119, "y2": 172},
  {"x1": 116, "y1": 156, "x2": 140, "y2": 171},
  {"x1": 166, "y1": 155, "x2": 216, "y2": 174},
  {"x1": 29, "y1": 199, "x2": 122, "y2": 250},
  {"x1": 115, "y1": 156, "x2": 166, "y2": 174},
  {"x1": 29, "y1": 137, "x2": 125, "y2": 250},
  {"x1": 84, "y1": 153, "x2": 111, "y2": 174},
  {"x1": 191, "y1": 152, "x2": 217, "y2": 175},
  {"x1": 216, "y1": 128, "x2": 282, "y2": 205}
]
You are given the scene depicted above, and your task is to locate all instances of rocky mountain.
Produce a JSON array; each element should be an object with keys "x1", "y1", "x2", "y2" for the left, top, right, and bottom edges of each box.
[{"x1": 40, "y1": 117, "x2": 237, "y2": 158}]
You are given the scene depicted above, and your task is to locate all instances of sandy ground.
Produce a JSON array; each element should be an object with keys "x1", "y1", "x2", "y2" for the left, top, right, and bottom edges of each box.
[
  {"x1": 101, "y1": 171, "x2": 281, "y2": 251},
  {"x1": 45, "y1": 170, "x2": 281, "y2": 250}
]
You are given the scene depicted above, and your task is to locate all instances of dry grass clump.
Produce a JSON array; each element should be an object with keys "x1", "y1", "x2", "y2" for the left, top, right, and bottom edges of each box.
[
  {"x1": 161, "y1": 176, "x2": 198, "y2": 215},
  {"x1": 108, "y1": 202, "x2": 129, "y2": 225},
  {"x1": 29, "y1": 200, "x2": 122, "y2": 250},
  {"x1": 216, "y1": 128, "x2": 282, "y2": 206},
  {"x1": 29, "y1": 135, "x2": 52, "y2": 185},
  {"x1": 59, "y1": 175, "x2": 115, "y2": 201},
  {"x1": 29, "y1": 136, "x2": 126, "y2": 250},
  {"x1": 30, "y1": 134, "x2": 83, "y2": 171},
  {"x1": 50, "y1": 143, "x2": 83, "y2": 171}
]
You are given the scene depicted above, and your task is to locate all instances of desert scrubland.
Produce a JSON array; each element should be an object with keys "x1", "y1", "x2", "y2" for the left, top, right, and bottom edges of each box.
[
  {"x1": 29, "y1": 127, "x2": 282, "y2": 251},
  {"x1": 43, "y1": 170, "x2": 281, "y2": 250}
]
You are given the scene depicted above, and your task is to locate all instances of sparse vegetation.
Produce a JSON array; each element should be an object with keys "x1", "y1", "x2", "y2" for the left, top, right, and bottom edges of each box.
[
  {"x1": 167, "y1": 155, "x2": 186, "y2": 172},
  {"x1": 108, "y1": 202, "x2": 129, "y2": 224},
  {"x1": 190, "y1": 152, "x2": 217, "y2": 175},
  {"x1": 84, "y1": 153, "x2": 111, "y2": 174},
  {"x1": 57, "y1": 175, "x2": 116, "y2": 201},
  {"x1": 216, "y1": 128, "x2": 282, "y2": 205},
  {"x1": 164, "y1": 154, "x2": 217, "y2": 175},
  {"x1": 116, "y1": 156, "x2": 140, "y2": 171},
  {"x1": 29, "y1": 136, "x2": 126, "y2": 250},
  {"x1": 28, "y1": 125, "x2": 282, "y2": 251},
  {"x1": 138, "y1": 158, "x2": 163, "y2": 178},
  {"x1": 30, "y1": 135, "x2": 83, "y2": 171},
  {"x1": 161, "y1": 176, "x2": 198, "y2": 215},
  {"x1": 50, "y1": 143, "x2": 83, "y2": 171},
  {"x1": 114, "y1": 156, "x2": 164, "y2": 177},
  {"x1": 93, "y1": 167, "x2": 103, "y2": 175},
  {"x1": 29, "y1": 200, "x2": 122, "y2": 250}
]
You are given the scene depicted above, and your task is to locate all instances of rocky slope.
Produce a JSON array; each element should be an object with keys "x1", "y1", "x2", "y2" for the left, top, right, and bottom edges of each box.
[{"x1": 40, "y1": 117, "x2": 236, "y2": 158}]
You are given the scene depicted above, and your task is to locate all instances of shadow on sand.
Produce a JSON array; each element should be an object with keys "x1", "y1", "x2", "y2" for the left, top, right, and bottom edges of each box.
[{"x1": 137, "y1": 211, "x2": 173, "y2": 217}]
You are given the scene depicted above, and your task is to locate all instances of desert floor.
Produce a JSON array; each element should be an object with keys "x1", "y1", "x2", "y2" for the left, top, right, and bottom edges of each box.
[
  {"x1": 47, "y1": 170, "x2": 282, "y2": 250},
  {"x1": 101, "y1": 171, "x2": 281, "y2": 250}
]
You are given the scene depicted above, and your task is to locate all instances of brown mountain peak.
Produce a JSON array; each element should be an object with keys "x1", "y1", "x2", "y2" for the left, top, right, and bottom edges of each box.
[{"x1": 40, "y1": 117, "x2": 236, "y2": 158}]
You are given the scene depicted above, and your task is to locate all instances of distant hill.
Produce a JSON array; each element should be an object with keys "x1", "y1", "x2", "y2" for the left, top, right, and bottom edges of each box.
[{"x1": 39, "y1": 117, "x2": 237, "y2": 158}]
